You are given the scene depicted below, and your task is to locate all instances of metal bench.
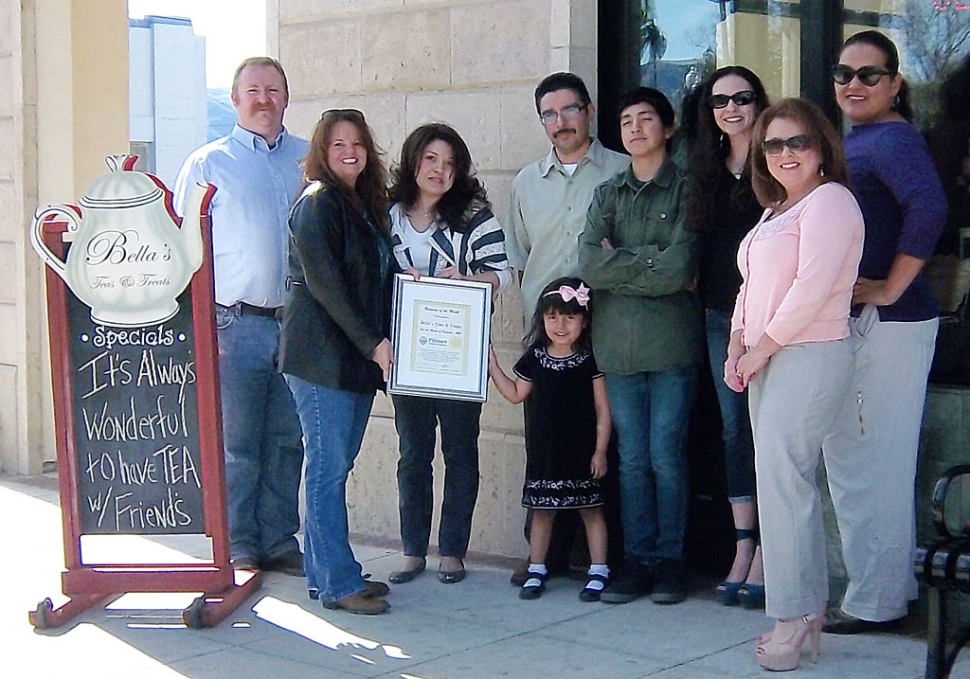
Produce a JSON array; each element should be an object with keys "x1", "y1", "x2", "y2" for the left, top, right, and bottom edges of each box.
[{"x1": 915, "y1": 464, "x2": 970, "y2": 679}]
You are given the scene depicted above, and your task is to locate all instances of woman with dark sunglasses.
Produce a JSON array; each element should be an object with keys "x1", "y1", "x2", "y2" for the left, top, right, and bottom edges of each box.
[
  {"x1": 822, "y1": 31, "x2": 947, "y2": 635},
  {"x1": 728, "y1": 98, "x2": 864, "y2": 671},
  {"x1": 687, "y1": 66, "x2": 769, "y2": 610}
]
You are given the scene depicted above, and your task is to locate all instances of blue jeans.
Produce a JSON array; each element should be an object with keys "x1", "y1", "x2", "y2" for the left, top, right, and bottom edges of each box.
[
  {"x1": 392, "y1": 395, "x2": 482, "y2": 558},
  {"x1": 705, "y1": 308, "x2": 756, "y2": 502},
  {"x1": 606, "y1": 365, "x2": 697, "y2": 565},
  {"x1": 285, "y1": 376, "x2": 374, "y2": 603},
  {"x1": 216, "y1": 307, "x2": 303, "y2": 562}
]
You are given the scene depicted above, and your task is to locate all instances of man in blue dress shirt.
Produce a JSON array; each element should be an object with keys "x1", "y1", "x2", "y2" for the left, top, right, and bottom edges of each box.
[{"x1": 174, "y1": 57, "x2": 308, "y2": 575}]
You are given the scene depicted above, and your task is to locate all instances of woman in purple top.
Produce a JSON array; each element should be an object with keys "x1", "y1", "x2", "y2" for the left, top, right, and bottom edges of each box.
[{"x1": 822, "y1": 30, "x2": 947, "y2": 635}]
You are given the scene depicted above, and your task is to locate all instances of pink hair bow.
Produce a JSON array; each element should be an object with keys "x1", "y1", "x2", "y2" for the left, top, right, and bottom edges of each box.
[{"x1": 547, "y1": 283, "x2": 590, "y2": 308}]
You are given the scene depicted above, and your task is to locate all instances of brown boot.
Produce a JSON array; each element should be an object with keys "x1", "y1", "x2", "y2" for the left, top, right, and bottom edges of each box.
[
  {"x1": 322, "y1": 591, "x2": 390, "y2": 615},
  {"x1": 364, "y1": 579, "x2": 390, "y2": 597}
]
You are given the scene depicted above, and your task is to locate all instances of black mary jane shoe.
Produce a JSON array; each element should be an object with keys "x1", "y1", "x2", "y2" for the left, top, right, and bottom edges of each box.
[
  {"x1": 519, "y1": 570, "x2": 548, "y2": 600},
  {"x1": 389, "y1": 558, "x2": 426, "y2": 584},
  {"x1": 579, "y1": 573, "x2": 609, "y2": 602}
]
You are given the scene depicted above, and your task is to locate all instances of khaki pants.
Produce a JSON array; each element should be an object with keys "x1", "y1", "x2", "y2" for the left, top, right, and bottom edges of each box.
[
  {"x1": 823, "y1": 306, "x2": 938, "y2": 622},
  {"x1": 750, "y1": 340, "x2": 853, "y2": 620}
]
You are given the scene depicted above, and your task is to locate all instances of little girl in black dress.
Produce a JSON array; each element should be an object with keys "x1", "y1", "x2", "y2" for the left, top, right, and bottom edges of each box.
[{"x1": 489, "y1": 277, "x2": 612, "y2": 601}]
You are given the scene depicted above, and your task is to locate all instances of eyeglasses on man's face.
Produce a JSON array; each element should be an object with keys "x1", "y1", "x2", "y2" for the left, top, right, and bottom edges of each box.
[
  {"x1": 709, "y1": 90, "x2": 757, "y2": 109},
  {"x1": 762, "y1": 135, "x2": 812, "y2": 156},
  {"x1": 831, "y1": 64, "x2": 893, "y2": 87},
  {"x1": 539, "y1": 102, "x2": 589, "y2": 126}
]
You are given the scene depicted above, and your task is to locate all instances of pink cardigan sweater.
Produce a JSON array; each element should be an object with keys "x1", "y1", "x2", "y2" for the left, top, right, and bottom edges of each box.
[{"x1": 731, "y1": 182, "x2": 864, "y2": 348}]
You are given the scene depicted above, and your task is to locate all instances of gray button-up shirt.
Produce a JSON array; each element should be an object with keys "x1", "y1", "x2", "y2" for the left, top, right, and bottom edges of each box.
[{"x1": 505, "y1": 139, "x2": 629, "y2": 321}]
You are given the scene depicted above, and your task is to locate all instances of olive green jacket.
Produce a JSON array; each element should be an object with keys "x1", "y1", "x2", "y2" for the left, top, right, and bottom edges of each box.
[{"x1": 579, "y1": 160, "x2": 703, "y2": 374}]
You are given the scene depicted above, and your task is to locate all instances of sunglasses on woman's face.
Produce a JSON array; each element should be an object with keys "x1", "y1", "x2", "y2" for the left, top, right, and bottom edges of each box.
[
  {"x1": 831, "y1": 64, "x2": 893, "y2": 87},
  {"x1": 321, "y1": 108, "x2": 365, "y2": 120},
  {"x1": 762, "y1": 135, "x2": 812, "y2": 156},
  {"x1": 709, "y1": 90, "x2": 757, "y2": 109}
]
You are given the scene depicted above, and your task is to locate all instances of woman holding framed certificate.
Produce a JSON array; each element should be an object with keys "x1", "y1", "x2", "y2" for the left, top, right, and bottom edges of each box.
[
  {"x1": 387, "y1": 123, "x2": 512, "y2": 585},
  {"x1": 280, "y1": 109, "x2": 396, "y2": 615}
]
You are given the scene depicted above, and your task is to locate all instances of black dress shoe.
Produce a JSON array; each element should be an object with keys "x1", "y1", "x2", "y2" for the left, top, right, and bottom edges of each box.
[
  {"x1": 230, "y1": 556, "x2": 260, "y2": 571},
  {"x1": 389, "y1": 558, "x2": 426, "y2": 584},
  {"x1": 822, "y1": 610, "x2": 905, "y2": 635},
  {"x1": 510, "y1": 559, "x2": 530, "y2": 586},
  {"x1": 261, "y1": 550, "x2": 305, "y2": 577}
]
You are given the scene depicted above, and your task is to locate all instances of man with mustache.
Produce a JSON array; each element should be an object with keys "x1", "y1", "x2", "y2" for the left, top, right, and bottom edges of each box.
[
  {"x1": 505, "y1": 72, "x2": 629, "y2": 587},
  {"x1": 173, "y1": 57, "x2": 308, "y2": 576}
]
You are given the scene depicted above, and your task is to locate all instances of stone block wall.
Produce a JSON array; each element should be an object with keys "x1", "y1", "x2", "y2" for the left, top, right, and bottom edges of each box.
[
  {"x1": 275, "y1": 0, "x2": 599, "y2": 557},
  {"x1": 0, "y1": 0, "x2": 37, "y2": 475}
]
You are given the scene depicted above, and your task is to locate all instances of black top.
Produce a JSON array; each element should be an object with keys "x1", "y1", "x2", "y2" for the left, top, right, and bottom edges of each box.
[
  {"x1": 698, "y1": 167, "x2": 763, "y2": 312},
  {"x1": 514, "y1": 345, "x2": 602, "y2": 483},
  {"x1": 280, "y1": 182, "x2": 395, "y2": 394}
]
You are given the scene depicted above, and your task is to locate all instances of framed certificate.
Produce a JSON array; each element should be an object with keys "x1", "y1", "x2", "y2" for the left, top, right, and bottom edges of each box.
[{"x1": 389, "y1": 273, "x2": 492, "y2": 402}]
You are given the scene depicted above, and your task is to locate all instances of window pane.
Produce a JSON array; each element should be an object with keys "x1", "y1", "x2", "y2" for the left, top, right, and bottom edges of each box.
[
  {"x1": 640, "y1": 0, "x2": 803, "y2": 118},
  {"x1": 844, "y1": 0, "x2": 970, "y2": 127}
]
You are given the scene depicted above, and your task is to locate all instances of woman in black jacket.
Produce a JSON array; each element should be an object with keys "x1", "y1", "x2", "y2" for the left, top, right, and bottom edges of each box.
[
  {"x1": 280, "y1": 109, "x2": 395, "y2": 615},
  {"x1": 687, "y1": 66, "x2": 769, "y2": 608}
]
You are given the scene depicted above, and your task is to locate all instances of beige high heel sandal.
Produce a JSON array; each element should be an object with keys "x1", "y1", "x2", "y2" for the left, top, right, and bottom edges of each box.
[{"x1": 756, "y1": 611, "x2": 823, "y2": 672}]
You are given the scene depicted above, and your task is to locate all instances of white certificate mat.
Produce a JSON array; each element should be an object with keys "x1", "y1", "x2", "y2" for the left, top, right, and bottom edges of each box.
[{"x1": 389, "y1": 274, "x2": 491, "y2": 402}]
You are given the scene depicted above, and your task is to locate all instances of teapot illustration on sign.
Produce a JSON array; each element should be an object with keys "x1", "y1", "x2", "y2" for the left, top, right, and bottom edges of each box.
[{"x1": 30, "y1": 155, "x2": 215, "y2": 327}]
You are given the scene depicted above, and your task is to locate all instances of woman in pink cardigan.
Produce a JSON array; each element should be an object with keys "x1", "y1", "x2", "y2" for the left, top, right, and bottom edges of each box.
[{"x1": 725, "y1": 99, "x2": 864, "y2": 672}]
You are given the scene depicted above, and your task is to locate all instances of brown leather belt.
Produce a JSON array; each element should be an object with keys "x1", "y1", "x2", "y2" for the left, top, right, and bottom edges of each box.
[{"x1": 219, "y1": 302, "x2": 280, "y2": 318}]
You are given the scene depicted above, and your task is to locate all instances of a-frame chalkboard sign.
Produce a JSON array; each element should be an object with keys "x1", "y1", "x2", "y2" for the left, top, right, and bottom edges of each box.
[{"x1": 28, "y1": 156, "x2": 261, "y2": 628}]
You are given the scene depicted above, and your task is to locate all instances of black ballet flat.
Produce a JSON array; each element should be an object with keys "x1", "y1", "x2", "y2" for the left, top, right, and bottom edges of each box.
[
  {"x1": 438, "y1": 559, "x2": 466, "y2": 584},
  {"x1": 389, "y1": 557, "x2": 426, "y2": 584}
]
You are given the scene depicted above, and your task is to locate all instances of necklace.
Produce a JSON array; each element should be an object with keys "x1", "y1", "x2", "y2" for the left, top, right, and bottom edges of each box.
[
  {"x1": 406, "y1": 206, "x2": 435, "y2": 222},
  {"x1": 771, "y1": 185, "x2": 818, "y2": 218}
]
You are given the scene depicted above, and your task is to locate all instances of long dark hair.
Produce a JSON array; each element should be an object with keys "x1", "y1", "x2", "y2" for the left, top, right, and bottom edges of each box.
[
  {"x1": 524, "y1": 277, "x2": 594, "y2": 351},
  {"x1": 389, "y1": 123, "x2": 488, "y2": 233},
  {"x1": 687, "y1": 66, "x2": 769, "y2": 233},
  {"x1": 303, "y1": 109, "x2": 389, "y2": 235},
  {"x1": 750, "y1": 98, "x2": 850, "y2": 207},
  {"x1": 840, "y1": 30, "x2": 913, "y2": 122}
]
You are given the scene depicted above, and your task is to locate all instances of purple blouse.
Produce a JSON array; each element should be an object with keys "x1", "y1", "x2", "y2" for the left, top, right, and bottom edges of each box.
[{"x1": 844, "y1": 121, "x2": 947, "y2": 321}]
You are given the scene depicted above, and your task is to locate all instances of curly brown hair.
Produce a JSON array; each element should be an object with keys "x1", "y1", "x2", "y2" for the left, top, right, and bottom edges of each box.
[{"x1": 389, "y1": 123, "x2": 488, "y2": 233}]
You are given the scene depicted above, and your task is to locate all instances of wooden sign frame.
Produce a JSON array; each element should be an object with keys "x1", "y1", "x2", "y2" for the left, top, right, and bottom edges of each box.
[{"x1": 29, "y1": 179, "x2": 261, "y2": 629}]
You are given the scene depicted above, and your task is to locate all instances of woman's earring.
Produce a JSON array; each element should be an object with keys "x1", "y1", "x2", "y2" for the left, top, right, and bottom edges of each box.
[{"x1": 819, "y1": 166, "x2": 825, "y2": 177}]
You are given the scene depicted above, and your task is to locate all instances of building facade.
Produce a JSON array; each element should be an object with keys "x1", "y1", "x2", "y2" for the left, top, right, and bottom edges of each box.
[
  {"x1": 3, "y1": 0, "x2": 970, "y2": 565},
  {"x1": 0, "y1": 0, "x2": 128, "y2": 477},
  {"x1": 129, "y1": 14, "x2": 206, "y2": 187}
]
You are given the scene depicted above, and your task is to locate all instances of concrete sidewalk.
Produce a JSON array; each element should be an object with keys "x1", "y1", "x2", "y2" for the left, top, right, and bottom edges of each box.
[{"x1": 2, "y1": 474, "x2": 961, "y2": 679}]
